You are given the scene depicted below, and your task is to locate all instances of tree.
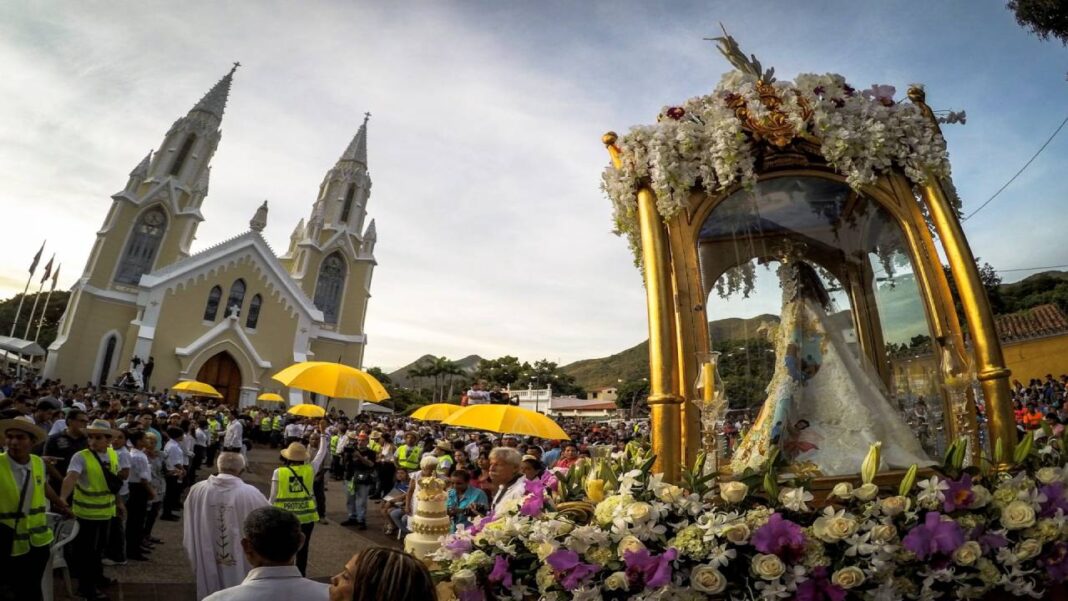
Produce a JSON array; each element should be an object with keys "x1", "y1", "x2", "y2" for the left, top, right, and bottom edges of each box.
[
  {"x1": 365, "y1": 366, "x2": 392, "y2": 388},
  {"x1": 518, "y1": 359, "x2": 586, "y2": 397},
  {"x1": 1008, "y1": 0, "x2": 1068, "y2": 45},
  {"x1": 943, "y1": 259, "x2": 1005, "y2": 323},
  {"x1": 616, "y1": 378, "x2": 650, "y2": 417},
  {"x1": 0, "y1": 290, "x2": 71, "y2": 349},
  {"x1": 474, "y1": 356, "x2": 524, "y2": 388}
]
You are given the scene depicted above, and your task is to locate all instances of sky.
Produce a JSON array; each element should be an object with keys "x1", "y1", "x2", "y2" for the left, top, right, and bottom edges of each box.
[{"x1": 0, "y1": 1, "x2": 1065, "y2": 370}]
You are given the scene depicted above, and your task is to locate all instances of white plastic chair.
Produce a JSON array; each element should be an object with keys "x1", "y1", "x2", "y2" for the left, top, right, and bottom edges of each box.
[{"x1": 42, "y1": 512, "x2": 79, "y2": 601}]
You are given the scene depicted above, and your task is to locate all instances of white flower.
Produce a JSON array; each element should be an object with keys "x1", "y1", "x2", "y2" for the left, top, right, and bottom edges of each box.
[
  {"x1": 570, "y1": 586, "x2": 603, "y2": 601},
  {"x1": 723, "y1": 523, "x2": 751, "y2": 545},
  {"x1": 720, "y1": 481, "x2": 749, "y2": 504},
  {"x1": 1016, "y1": 538, "x2": 1043, "y2": 561},
  {"x1": 853, "y1": 482, "x2": 880, "y2": 501},
  {"x1": 1037, "y1": 467, "x2": 1062, "y2": 485},
  {"x1": 691, "y1": 565, "x2": 728, "y2": 594},
  {"x1": 617, "y1": 535, "x2": 645, "y2": 557},
  {"x1": 971, "y1": 485, "x2": 992, "y2": 508},
  {"x1": 655, "y1": 483, "x2": 685, "y2": 504},
  {"x1": 830, "y1": 482, "x2": 854, "y2": 499},
  {"x1": 953, "y1": 540, "x2": 982, "y2": 566},
  {"x1": 831, "y1": 566, "x2": 865, "y2": 589},
  {"x1": 751, "y1": 553, "x2": 786, "y2": 580},
  {"x1": 451, "y1": 569, "x2": 478, "y2": 592},
  {"x1": 604, "y1": 571, "x2": 629, "y2": 591},
  {"x1": 917, "y1": 476, "x2": 949, "y2": 507},
  {"x1": 778, "y1": 487, "x2": 814, "y2": 512},
  {"x1": 879, "y1": 495, "x2": 909, "y2": 517},
  {"x1": 813, "y1": 507, "x2": 858, "y2": 542},
  {"x1": 1001, "y1": 500, "x2": 1037, "y2": 530}
]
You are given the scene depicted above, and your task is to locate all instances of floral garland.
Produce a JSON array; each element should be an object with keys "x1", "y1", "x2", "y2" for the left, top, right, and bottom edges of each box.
[
  {"x1": 602, "y1": 70, "x2": 955, "y2": 291},
  {"x1": 434, "y1": 433, "x2": 1068, "y2": 600}
]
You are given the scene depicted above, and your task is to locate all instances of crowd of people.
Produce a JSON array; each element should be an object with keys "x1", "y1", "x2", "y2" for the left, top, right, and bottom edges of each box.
[
  {"x1": 1012, "y1": 375, "x2": 1068, "y2": 432},
  {"x1": 0, "y1": 374, "x2": 649, "y2": 601}
]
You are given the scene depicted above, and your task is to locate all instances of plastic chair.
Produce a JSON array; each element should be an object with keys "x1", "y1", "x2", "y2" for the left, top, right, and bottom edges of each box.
[{"x1": 42, "y1": 512, "x2": 79, "y2": 601}]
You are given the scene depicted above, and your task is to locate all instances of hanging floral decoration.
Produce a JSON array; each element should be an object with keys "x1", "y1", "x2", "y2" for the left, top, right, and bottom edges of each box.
[{"x1": 602, "y1": 33, "x2": 959, "y2": 285}]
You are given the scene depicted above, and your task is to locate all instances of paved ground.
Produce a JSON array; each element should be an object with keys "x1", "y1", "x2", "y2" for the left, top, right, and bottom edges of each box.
[{"x1": 54, "y1": 445, "x2": 402, "y2": 601}]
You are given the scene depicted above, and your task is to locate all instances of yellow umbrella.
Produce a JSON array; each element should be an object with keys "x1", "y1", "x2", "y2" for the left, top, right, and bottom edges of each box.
[
  {"x1": 272, "y1": 361, "x2": 390, "y2": 402},
  {"x1": 257, "y1": 393, "x2": 285, "y2": 403},
  {"x1": 410, "y1": 403, "x2": 463, "y2": 422},
  {"x1": 287, "y1": 404, "x2": 326, "y2": 418},
  {"x1": 171, "y1": 380, "x2": 223, "y2": 399},
  {"x1": 442, "y1": 405, "x2": 570, "y2": 440}
]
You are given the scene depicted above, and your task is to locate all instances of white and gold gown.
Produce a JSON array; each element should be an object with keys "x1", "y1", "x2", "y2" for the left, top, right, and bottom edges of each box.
[{"x1": 730, "y1": 263, "x2": 935, "y2": 477}]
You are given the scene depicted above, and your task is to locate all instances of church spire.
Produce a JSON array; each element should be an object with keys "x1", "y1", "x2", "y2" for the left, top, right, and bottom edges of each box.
[
  {"x1": 190, "y1": 62, "x2": 239, "y2": 121},
  {"x1": 339, "y1": 112, "x2": 369, "y2": 167}
]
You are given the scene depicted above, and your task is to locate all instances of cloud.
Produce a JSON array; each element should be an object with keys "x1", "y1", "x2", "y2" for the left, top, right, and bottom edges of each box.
[{"x1": 1, "y1": 1, "x2": 1066, "y2": 370}]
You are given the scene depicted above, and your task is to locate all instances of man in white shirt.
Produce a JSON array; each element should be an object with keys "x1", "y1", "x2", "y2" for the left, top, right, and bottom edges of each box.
[
  {"x1": 184, "y1": 453, "x2": 269, "y2": 600},
  {"x1": 223, "y1": 415, "x2": 244, "y2": 453},
  {"x1": 202, "y1": 506, "x2": 328, "y2": 601},
  {"x1": 466, "y1": 382, "x2": 491, "y2": 406},
  {"x1": 162, "y1": 427, "x2": 187, "y2": 521},
  {"x1": 284, "y1": 420, "x2": 304, "y2": 445},
  {"x1": 488, "y1": 447, "x2": 527, "y2": 511}
]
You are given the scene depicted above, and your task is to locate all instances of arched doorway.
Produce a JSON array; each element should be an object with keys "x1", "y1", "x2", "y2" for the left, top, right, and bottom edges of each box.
[{"x1": 196, "y1": 352, "x2": 242, "y2": 408}]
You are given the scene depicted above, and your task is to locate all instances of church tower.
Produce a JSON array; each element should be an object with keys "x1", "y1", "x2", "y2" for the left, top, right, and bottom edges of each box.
[
  {"x1": 45, "y1": 65, "x2": 237, "y2": 385},
  {"x1": 282, "y1": 114, "x2": 377, "y2": 362},
  {"x1": 79, "y1": 64, "x2": 236, "y2": 290}
]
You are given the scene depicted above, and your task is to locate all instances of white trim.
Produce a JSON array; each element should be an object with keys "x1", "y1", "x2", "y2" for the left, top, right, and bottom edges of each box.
[
  {"x1": 312, "y1": 330, "x2": 367, "y2": 344},
  {"x1": 175, "y1": 315, "x2": 272, "y2": 370},
  {"x1": 81, "y1": 283, "x2": 139, "y2": 304}
]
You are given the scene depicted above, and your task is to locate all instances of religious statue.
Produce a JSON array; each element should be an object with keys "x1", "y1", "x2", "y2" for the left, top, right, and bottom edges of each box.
[{"x1": 730, "y1": 260, "x2": 935, "y2": 476}]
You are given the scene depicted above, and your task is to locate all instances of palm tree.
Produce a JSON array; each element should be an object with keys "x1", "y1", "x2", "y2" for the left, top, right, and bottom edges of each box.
[{"x1": 428, "y1": 356, "x2": 464, "y2": 402}]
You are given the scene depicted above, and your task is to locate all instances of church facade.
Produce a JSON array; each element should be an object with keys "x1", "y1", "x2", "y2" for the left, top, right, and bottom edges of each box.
[{"x1": 43, "y1": 66, "x2": 378, "y2": 408}]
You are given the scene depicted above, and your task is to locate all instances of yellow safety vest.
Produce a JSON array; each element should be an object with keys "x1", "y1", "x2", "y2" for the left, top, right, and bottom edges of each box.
[
  {"x1": 0, "y1": 453, "x2": 54, "y2": 556},
  {"x1": 272, "y1": 416, "x2": 283, "y2": 431},
  {"x1": 72, "y1": 448, "x2": 119, "y2": 521},
  {"x1": 330, "y1": 435, "x2": 340, "y2": 454},
  {"x1": 368, "y1": 440, "x2": 381, "y2": 454},
  {"x1": 261, "y1": 418, "x2": 272, "y2": 431},
  {"x1": 396, "y1": 445, "x2": 422, "y2": 470},
  {"x1": 275, "y1": 464, "x2": 317, "y2": 524}
]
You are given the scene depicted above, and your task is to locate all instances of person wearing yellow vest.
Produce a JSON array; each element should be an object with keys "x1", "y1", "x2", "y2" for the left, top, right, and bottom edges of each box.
[
  {"x1": 260, "y1": 416, "x2": 272, "y2": 445},
  {"x1": 60, "y1": 419, "x2": 123, "y2": 601},
  {"x1": 271, "y1": 413, "x2": 284, "y2": 449},
  {"x1": 269, "y1": 428, "x2": 328, "y2": 576},
  {"x1": 2, "y1": 416, "x2": 71, "y2": 601},
  {"x1": 329, "y1": 424, "x2": 347, "y2": 481},
  {"x1": 394, "y1": 433, "x2": 423, "y2": 473}
]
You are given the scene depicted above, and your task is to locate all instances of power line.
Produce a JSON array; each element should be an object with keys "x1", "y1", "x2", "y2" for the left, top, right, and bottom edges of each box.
[{"x1": 964, "y1": 115, "x2": 1068, "y2": 221}]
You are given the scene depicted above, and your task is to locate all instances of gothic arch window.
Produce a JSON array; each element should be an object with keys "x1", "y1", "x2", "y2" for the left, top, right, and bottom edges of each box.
[
  {"x1": 115, "y1": 207, "x2": 167, "y2": 284},
  {"x1": 204, "y1": 285, "x2": 222, "y2": 321},
  {"x1": 340, "y1": 184, "x2": 356, "y2": 223},
  {"x1": 98, "y1": 335, "x2": 117, "y2": 386},
  {"x1": 313, "y1": 253, "x2": 346, "y2": 324},
  {"x1": 246, "y1": 294, "x2": 262, "y2": 329},
  {"x1": 170, "y1": 133, "x2": 196, "y2": 176},
  {"x1": 226, "y1": 279, "x2": 246, "y2": 317}
]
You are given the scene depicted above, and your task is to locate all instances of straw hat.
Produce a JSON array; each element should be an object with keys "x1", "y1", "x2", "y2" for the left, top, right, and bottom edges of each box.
[
  {"x1": 369, "y1": 431, "x2": 382, "y2": 441},
  {"x1": 85, "y1": 419, "x2": 118, "y2": 437},
  {"x1": 280, "y1": 442, "x2": 310, "y2": 463},
  {"x1": 435, "y1": 440, "x2": 452, "y2": 452},
  {"x1": 0, "y1": 416, "x2": 47, "y2": 445}
]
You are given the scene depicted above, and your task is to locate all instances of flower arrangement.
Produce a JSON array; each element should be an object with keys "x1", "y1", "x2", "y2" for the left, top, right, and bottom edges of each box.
[
  {"x1": 601, "y1": 33, "x2": 960, "y2": 291},
  {"x1": 433, "y1": 430, "x2": 1068, "y2": 600}
]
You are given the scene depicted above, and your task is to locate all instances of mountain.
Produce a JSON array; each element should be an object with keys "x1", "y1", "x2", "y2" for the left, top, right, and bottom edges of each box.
[
  {"x1": 387, "y1": 354, "x2": 484, "y2": 388},
  {"x1": 560, "y1": 314, "x2": 779, "y2": 391}
]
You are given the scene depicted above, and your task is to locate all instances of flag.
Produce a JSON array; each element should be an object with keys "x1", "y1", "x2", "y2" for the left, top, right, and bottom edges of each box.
[
  {"x1": 28, "y1": 241, "x2": 44, "y2": 275},
  {"x1": 40, "y1": 255, "x2": 54, "y2": 284},
  {"x1": 50, "y1": 264, "x2": 61, "y2": 291}
]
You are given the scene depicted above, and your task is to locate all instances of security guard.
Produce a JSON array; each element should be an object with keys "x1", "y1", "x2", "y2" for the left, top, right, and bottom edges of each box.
[
  {"x1": 2, "y1": 416, "x2": 71, "y2": 601},
  {"x1": 271, "y1": 413, "x2": 284, "y2": 449},
  {"x1": 260, "y1": 414, "x2": 272, "y2": 445},
  {"x1": 271, "y1": 430, "x2": 328, "y2": 576},
  {"x1": 394, "y1": 432, "x2": 423, "y2": 473},
  {"x1": 60, "y1": 419, "x2": 122, "y2": 601}
]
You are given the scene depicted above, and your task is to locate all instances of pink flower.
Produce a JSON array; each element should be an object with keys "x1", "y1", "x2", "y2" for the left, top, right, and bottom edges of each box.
[
  {"x1": 488, "y1": 555, "x2": 512, "y2": 588},
  {"x1": 752, "y1": 513, "x2": 806, "y2": 561},
  {"x1": 623, "y1": 547, "x2": 678, "y2": 589},
  {"x1": 902, "y1": 512, "x2": 964, "y2": 560},
  {"x1": 547, "y1": 549, "x2": 599, "y2": 591}
]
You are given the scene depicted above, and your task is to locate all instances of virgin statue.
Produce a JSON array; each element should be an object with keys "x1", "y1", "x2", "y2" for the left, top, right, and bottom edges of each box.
[{"x1": 730, "y1": 260, "x2": 935, "y2": 476}]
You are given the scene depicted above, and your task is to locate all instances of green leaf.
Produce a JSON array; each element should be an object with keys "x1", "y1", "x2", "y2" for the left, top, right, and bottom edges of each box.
[
  {"x1": 951, "y1": 437, "x2": 968, "y2": 470},
  {"x1": 898, "y1": 464, "x2": 918, "y2": 496},
  {"x1": 994, "y1": 438, "x2": 1005, "y2": 464},
  {"x1": 763, "y1": 469, "x2": 779, "y2": 500},
  {"x1": 1014, "y1": 431, "x2": 1034, "y2": 465}
]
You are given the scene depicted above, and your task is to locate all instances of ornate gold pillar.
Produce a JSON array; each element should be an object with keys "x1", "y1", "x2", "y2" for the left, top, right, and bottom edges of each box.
[
  {"x1": 920, "y1": 180, "x2": 1015, "y2": 462},
  {"x1": 636, "y1": 185, "x2": 683, "y2": 482}
]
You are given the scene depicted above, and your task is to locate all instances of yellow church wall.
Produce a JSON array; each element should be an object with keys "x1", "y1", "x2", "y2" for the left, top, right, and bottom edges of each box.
[
  {"x1": 48, "y1": 289, "x2": 138, "y2": 386},
  {"x1": 84, "y1": 199, "x2": 197, "y2": 291},
  {"x1": 309, "y1": 338, "x2": 363, "y2": 368}
]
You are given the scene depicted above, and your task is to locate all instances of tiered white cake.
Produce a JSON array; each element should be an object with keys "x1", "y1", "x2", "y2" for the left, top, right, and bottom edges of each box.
[{"x1": 404, "y1": 476, "x2": 451, "y2": 560}]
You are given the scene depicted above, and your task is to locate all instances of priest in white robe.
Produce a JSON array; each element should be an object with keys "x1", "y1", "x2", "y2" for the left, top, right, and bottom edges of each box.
[{"x1": 183, "y1": 452, "x2": 269, "y2": 600}]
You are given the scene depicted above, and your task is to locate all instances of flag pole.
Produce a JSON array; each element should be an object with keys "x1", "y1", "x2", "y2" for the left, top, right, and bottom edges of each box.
[
  {"x1": 9, "y1": 240, "x2": 45, "y2": 337},
  {"x1": 23, "y1": 254, "x2": 53, "y2": 340},
  {"x1": 34, "y1": 264, "x2": 60, "y2": 343}
]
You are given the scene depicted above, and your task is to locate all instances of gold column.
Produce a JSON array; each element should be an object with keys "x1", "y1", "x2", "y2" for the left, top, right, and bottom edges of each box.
[
  {"x1": 637, "y1": 185, "x2": 682, "y2": 482},
  {"x1": 920, "y1": 180, "x2": 1015, "y2": 463}
]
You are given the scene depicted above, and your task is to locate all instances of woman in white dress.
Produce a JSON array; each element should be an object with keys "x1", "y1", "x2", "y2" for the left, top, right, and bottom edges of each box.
[{"x1": 730, "y1": 261, "x2": 935, "y2": 477}]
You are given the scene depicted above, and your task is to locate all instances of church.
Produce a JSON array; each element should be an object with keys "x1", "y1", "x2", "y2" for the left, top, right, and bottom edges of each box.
[{"x1": 43, "y1": 65, "x2": 378, "y2": 408}]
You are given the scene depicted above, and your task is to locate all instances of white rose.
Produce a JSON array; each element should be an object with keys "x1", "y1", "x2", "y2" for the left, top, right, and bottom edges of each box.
[
  {"x1": 1001, "y1": 500, "x2": 1037, "y2": 530},
  {"x1": 880, "y1": 495, "x2": 909, "y2": 517},
  {"x1": 853, "y1": 482, "x2": 880, "y2": 501},
  {"x1": 831, "y1": 482, "x2": 854, "y2": 499},
  {"x1": 830, "y1": 566, "x2": 865, "y2": 589},
  {"x1": 870, "y1": 524, "x2": 897, "y2": 544},
  {"x1": 1037, "y1": 467, "x2": 1062, "y2": 485},
  {"x1": 452, "y1": 569, "x2": 477, "y2": 592},
  {"x1": 627, "y1": 502, "x2": 653, "y2": 522},
  {"x1": 657, "y1": 484, "x2": 685, "y2": 504},
  {"x1": 723, "y1": 523, "x2": 751, "y2": 545},
  {"x1": 720, "y1": 481, "x2": 749, "y2": 504},
  {"x1": 617, "y1": 535, "x2": 646, "y2": 557},
  {"x1": 954, "y1": 540, "x2": 982, "y2": 566},
  {"x1": 536, "y1": 542, "x2": 555, "y2": 561},
  {"x1": 604, "y1": 571, "x2": 629, "y2": 591},
  {"x1": 1016, "y1": 538, "x2": 1043, "y2": 561},
  {"x1": 691, "y1": 565, "x2": 727, "y2": 594},
  {"x1": 751, "y1": 553, "x2": 785, "y2": 580},
  {"x1": 970, "y1": 485, "x2": 992, "y2": 508}
]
